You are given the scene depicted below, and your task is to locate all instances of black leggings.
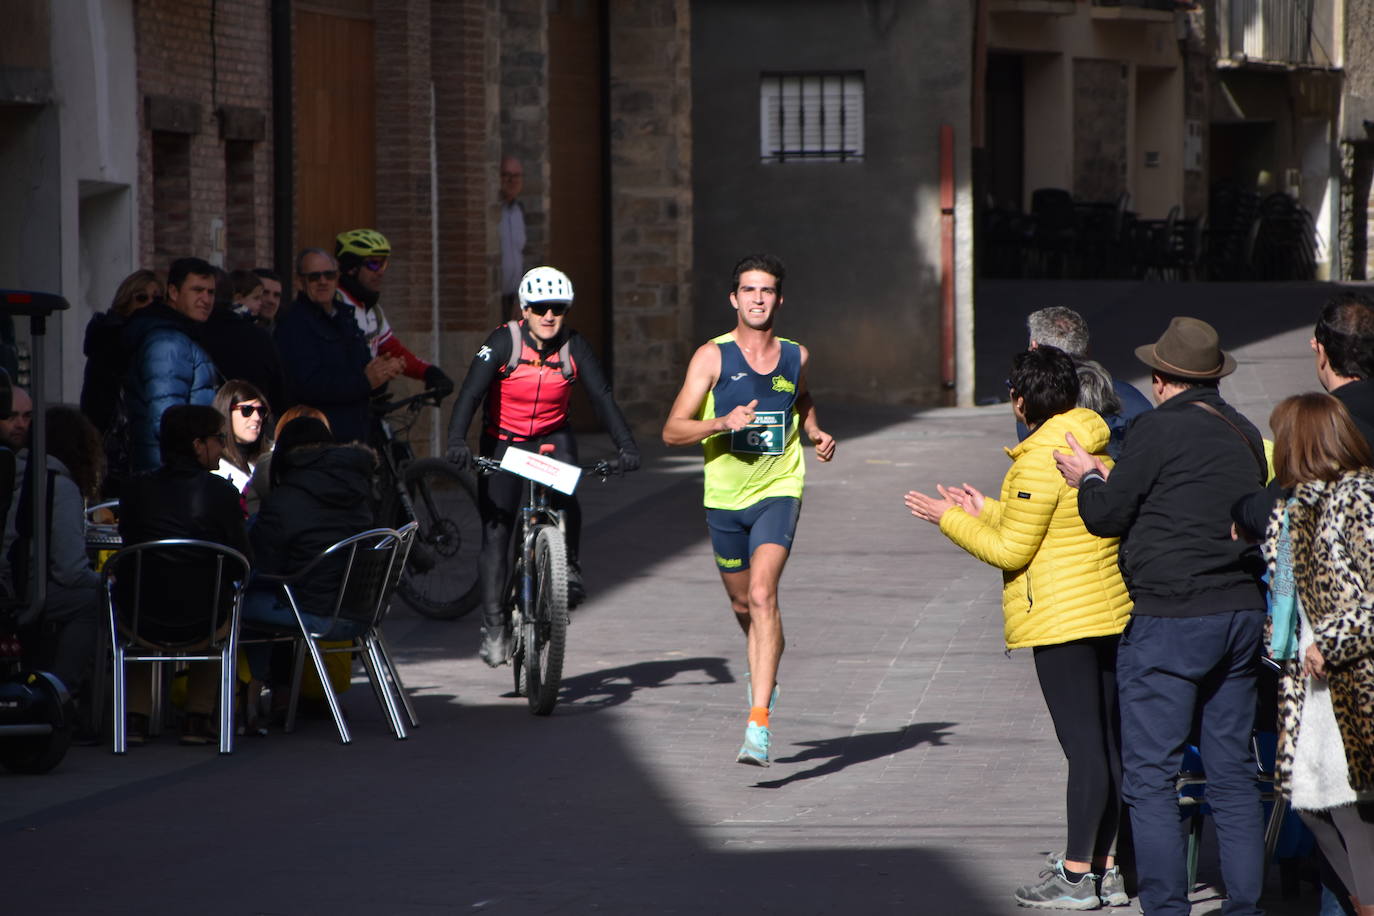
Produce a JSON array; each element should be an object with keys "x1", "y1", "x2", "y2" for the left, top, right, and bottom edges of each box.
[
  {"x1": 1032, "y1": 635, "x2": 1123, "y2": 862},
  {"x1": 477, "y1": 429, "x2": 581, "y2": 629}
]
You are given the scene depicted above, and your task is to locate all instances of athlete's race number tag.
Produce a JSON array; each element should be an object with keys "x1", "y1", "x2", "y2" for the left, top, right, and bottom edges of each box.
[{"x1": 731, "y1": 410, "x2": 785, "y2": 456}]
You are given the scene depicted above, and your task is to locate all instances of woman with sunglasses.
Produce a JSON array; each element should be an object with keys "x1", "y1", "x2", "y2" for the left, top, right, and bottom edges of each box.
[
  {"x1": 80, "y1": 269, "x2": 164, "y2": 495},
  {"x1": 211, "y1": 379, "x2": 272, "y2": 495},
  {"x1": 444, "y1": 265, "x2": 641, "y2": 669}
]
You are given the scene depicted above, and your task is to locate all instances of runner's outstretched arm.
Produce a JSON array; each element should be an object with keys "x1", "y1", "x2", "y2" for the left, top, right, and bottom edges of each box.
[
  {"x1": 794, "y1": 346, "x2": 835, "y2": 461},
  {"x1": 662, "y1": 342, "x2": 758, "y2": 446}
]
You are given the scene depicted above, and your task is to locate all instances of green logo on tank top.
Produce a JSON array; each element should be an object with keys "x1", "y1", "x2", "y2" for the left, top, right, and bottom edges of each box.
[{"x1": 771, "y1": 375, "x2": 795, "y2": 394}]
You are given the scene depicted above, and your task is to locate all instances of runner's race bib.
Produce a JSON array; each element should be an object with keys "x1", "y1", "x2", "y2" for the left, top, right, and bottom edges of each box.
[{"x1": 731, "y1": 410, "x2": 786, "y2": 456}]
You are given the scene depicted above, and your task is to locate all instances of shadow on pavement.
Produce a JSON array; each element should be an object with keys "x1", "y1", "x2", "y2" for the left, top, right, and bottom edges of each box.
[
  {"x1": 558, "y1": 656, "x2": 734, "y2": 710},
  {"x1": 0, "y1": 693, "x2": 1009, "y2": 915},
  {"x1": 754, "y1": 721, "x2": 956, "y2": 789},
  {"x1": 974, "y1": 280, "x2": 1361, "y2": 404}
]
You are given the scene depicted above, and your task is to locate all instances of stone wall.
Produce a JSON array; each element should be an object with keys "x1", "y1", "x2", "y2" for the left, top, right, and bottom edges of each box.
[
  {"x1": 1073, "y1": 58, "x2": 1128, "y2": 202},
  {"x1": 501, "y1": 0, "x2": 548, "y2": 271},
  {"x1": 136, "y1": 0, "x2": 273, "y2": 270},
  {"x1": 607, "y1": 0, "x2": 693, "y2": 430}
]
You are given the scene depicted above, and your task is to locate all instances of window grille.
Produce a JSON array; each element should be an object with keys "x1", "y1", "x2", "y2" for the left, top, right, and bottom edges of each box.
[{"x1": 759, "y1": 72, "x2": 865, "y2": 163}]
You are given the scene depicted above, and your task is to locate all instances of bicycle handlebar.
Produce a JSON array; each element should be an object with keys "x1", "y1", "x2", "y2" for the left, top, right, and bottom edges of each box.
[
  {"x1": 373, "y1": 388, "x2": 447, "y2": 417},
  {"x1": 472, "y1": 455, "x2": 622, "y2": 478}
]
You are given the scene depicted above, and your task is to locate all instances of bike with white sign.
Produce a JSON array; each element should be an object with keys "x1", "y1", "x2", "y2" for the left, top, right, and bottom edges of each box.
[{"x1": 472, "y1": 446, "x2": 619, "y2": 715}]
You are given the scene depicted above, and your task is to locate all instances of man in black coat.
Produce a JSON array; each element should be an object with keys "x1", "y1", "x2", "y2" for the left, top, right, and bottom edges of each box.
[
  {"x1": 1056, "y1": 317, "x2": 1268, "y2": 916},
  {"x1": 273, "y1": 249, "x2": 401, "y2": 444}
]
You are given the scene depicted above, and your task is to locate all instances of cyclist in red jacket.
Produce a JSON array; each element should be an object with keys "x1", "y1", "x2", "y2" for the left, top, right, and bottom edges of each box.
[{"x1": 445, "y1": 266, "x2": 640, "y2": 666}]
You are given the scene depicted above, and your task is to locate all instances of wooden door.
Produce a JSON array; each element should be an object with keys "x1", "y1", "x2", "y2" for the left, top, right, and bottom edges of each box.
[
  {"x1": 295, "y1": 8, "x2": 375, "y2": 257},
  {"x1": 549, "y1": 1, "x2": 608, "y2": 430}
]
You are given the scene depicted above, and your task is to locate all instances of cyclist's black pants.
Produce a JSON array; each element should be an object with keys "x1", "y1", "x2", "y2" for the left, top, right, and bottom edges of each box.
[{"x1": 477, "y1": 428, "x2": 581, "y2": 630}]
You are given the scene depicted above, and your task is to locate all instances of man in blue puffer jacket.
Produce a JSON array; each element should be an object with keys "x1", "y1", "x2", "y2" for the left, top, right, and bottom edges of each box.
[{"x1": 121, "y1": 257, "x2": 221, "y2": 474}]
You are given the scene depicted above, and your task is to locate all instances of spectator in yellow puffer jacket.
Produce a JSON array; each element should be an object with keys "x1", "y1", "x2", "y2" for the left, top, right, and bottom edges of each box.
[{"x1": 905, "y1": 346, "x2": 1133, "y2": 910}]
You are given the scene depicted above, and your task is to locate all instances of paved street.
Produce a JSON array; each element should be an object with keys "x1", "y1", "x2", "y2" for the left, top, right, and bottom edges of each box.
[{"x1": 1, "y1": 280, "x2": 1363, "y2": 914}]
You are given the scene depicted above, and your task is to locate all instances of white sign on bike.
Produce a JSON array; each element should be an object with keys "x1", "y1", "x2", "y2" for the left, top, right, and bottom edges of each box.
[{"x1": 500, "y1": 447, "x2": 582, "y2": 495}]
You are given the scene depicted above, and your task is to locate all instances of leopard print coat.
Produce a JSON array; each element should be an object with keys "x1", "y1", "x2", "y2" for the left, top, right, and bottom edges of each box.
[{"x1": 1262, "y1": 469, "x2": 1374, "y2": 797}]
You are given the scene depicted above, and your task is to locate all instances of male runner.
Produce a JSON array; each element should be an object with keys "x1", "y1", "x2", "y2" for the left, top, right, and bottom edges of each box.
[{"x1": 662, "y1": 254, "x2": 835, "y2": 766}]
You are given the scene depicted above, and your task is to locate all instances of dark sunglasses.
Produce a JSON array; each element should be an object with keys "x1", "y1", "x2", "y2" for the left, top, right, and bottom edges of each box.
[
  {"x1": 300, "y1": 270, "x2": 338, "y2": 282},
  {"x1": 132, "y1": 291, "x2": 155, "y2": 305},
  {"x1": 233, "y1": 404, "x2": 266, "y2": 419},
  {"x1": 363, "y1": 258, "x2": 388, "y2": 273},
  {"x1": 526, "y1": 302, "x2": 569, "y2": 317},
  {"x1": 201, "y1": 432, "x2": 228, "y2": 445}
]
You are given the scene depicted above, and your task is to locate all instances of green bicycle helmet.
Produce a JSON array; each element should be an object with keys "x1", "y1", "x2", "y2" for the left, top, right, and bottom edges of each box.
[{"x1": 335, "y1": 228, "x2": 391, "y2": 260}]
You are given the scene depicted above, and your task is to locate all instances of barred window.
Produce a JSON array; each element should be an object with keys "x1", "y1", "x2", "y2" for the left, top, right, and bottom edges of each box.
[{"x1": 759, "y1": 72, "x2": 865, "y2": 163}]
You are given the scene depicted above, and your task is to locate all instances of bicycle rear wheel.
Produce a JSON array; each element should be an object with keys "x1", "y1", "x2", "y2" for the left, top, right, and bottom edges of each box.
[
  {"x1": 524, "y1": 525, "x2": 568, "y2": 716},
  {"x1": 397, "y1": 458, "x2": 481, "y2": 619}
]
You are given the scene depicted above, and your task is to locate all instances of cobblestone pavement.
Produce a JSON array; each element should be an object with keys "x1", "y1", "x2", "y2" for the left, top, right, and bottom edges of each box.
[{"x1": 2, "y1": 281, "x2": 1364, "y2": 914}]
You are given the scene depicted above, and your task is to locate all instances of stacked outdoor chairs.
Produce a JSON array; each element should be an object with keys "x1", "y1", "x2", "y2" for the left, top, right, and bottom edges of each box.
[
  {"x1": 978, "y1": 182, "x2": 1317, "y2": 282},
  {"x1": 104, "y1": 521, "x2": 419, "y2": 753}
]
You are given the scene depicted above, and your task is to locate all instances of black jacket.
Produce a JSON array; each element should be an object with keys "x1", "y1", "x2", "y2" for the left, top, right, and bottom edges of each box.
[
  {"x1": 1077, "y1": 385, "x2": 1266, "y2": 617},
  {"x1": 80, "y1": 310, "x2": 130, "y2": 435},
  {"x1": 202, "y1": 305, "x2": 287, "y2": 414},
  {"x1": 274, "y1": 293, "x2": 376, "y2": 445},
  {"x1": 1230, "y1": 377, "x2": 1374, "y2": 540},
  {"x1": 445, "y1": 321, "x2": 637, "y2": 454},
  {"x1": 117, "y1": 455, "x2": 251, "y2": 641},
  {"x1": 250, "y1": 442, "x2": 377, "y2": 618}
]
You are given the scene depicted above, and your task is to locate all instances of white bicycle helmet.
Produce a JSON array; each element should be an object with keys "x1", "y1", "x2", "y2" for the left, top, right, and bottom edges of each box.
[{"x1": 518, "y1": 266, "x2": 574, "y2": 309}]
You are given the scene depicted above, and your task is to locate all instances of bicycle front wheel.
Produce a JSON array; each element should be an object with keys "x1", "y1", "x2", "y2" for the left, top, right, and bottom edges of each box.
[
  {"x1": 397, "y1": 458, "x2": 482, "y2": 619},
  {"x1": 524, "y1": 525, "x2": 569, "y2": 716}
]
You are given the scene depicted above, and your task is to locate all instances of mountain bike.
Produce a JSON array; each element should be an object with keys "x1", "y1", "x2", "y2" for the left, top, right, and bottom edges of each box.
[
  {"x1": 473, "y1": 446, "x2": 618, "y2": 715},
  {"x1": 373, "y1": 390, "x2": 482, "y2": 619}
]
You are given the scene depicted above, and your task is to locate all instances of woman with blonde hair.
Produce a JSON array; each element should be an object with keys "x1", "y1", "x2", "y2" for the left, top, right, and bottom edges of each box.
[
  {"x1": 1262, "y1": 392, "x2": 1374, "y2": 916},
  {"x1": 81, "y1": 270, "x2": 164, "y2": 494}
]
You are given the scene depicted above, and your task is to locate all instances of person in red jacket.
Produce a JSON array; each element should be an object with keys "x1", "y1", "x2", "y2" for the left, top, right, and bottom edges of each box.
[
  {"x1": 334, "y1": 228, "x2": 454, "y2": 399},
  {"x1": 445, "y1": 266, "x2": 639, "y2": 667}
]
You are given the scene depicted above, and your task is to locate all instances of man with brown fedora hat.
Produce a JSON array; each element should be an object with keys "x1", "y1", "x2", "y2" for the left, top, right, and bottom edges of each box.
[{"x1": 1056, "y1": 316, "x2": 1267, "y2": 916}]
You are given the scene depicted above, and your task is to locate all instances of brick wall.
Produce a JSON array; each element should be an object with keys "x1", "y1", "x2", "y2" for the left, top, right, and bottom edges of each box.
[
  {"x1": 433, "y1": 0, "x2": 502, "y2": 338},
  {"x1": 373, "y1": 0, "x2": 434, "y2": 347},
  {"x1": 136, "y1": 0, "x2": 274, "y2": 271},
  {"x1": 607, "y1": 0, "x2": 693, "y2": 431}
]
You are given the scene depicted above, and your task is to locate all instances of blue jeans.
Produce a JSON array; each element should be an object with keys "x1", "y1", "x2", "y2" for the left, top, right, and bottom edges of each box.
[
  {"x1": 1118, "y1": 610, "x2": 1266, "y2": 916},
  {"x1": 240, "y1": 586, "x2": 363, "y2": 679}
]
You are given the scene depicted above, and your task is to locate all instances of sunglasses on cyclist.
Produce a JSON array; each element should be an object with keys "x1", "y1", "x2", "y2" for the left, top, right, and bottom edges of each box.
[
  {"x1": 300, "y1": 270, "x2": 338, "y2": 282},
  {"x1": 233, "y1": 404, "x2": 266, "y2": 419},
  {"x1": 525, "y1": 302, "x2": 569, "y2": 317},
  {"x1": 363, "y1": 257, "x2": 388, "y2": 273}
]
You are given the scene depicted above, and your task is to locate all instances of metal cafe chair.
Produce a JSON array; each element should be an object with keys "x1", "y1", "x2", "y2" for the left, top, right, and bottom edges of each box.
[
  {"x1": 251, "y1": 527, "x2": 409, "y2": 744},
  {"x1": 104, "y1": 539, "x2": 251, "y2": 755}
]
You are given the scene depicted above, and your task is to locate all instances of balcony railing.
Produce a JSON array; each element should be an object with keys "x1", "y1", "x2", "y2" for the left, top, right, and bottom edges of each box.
[{"x1": 1218, "y1": 0, "x2": 1334, "y2": 68}]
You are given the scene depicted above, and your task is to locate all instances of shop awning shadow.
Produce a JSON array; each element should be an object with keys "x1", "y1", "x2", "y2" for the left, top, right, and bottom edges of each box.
[
  {"x1": 0, "y1": 693, "x2": 1011, "y2": 915},
  {"x1": 974, "y1": 279, "x2": 1354, "y2": 405}
]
